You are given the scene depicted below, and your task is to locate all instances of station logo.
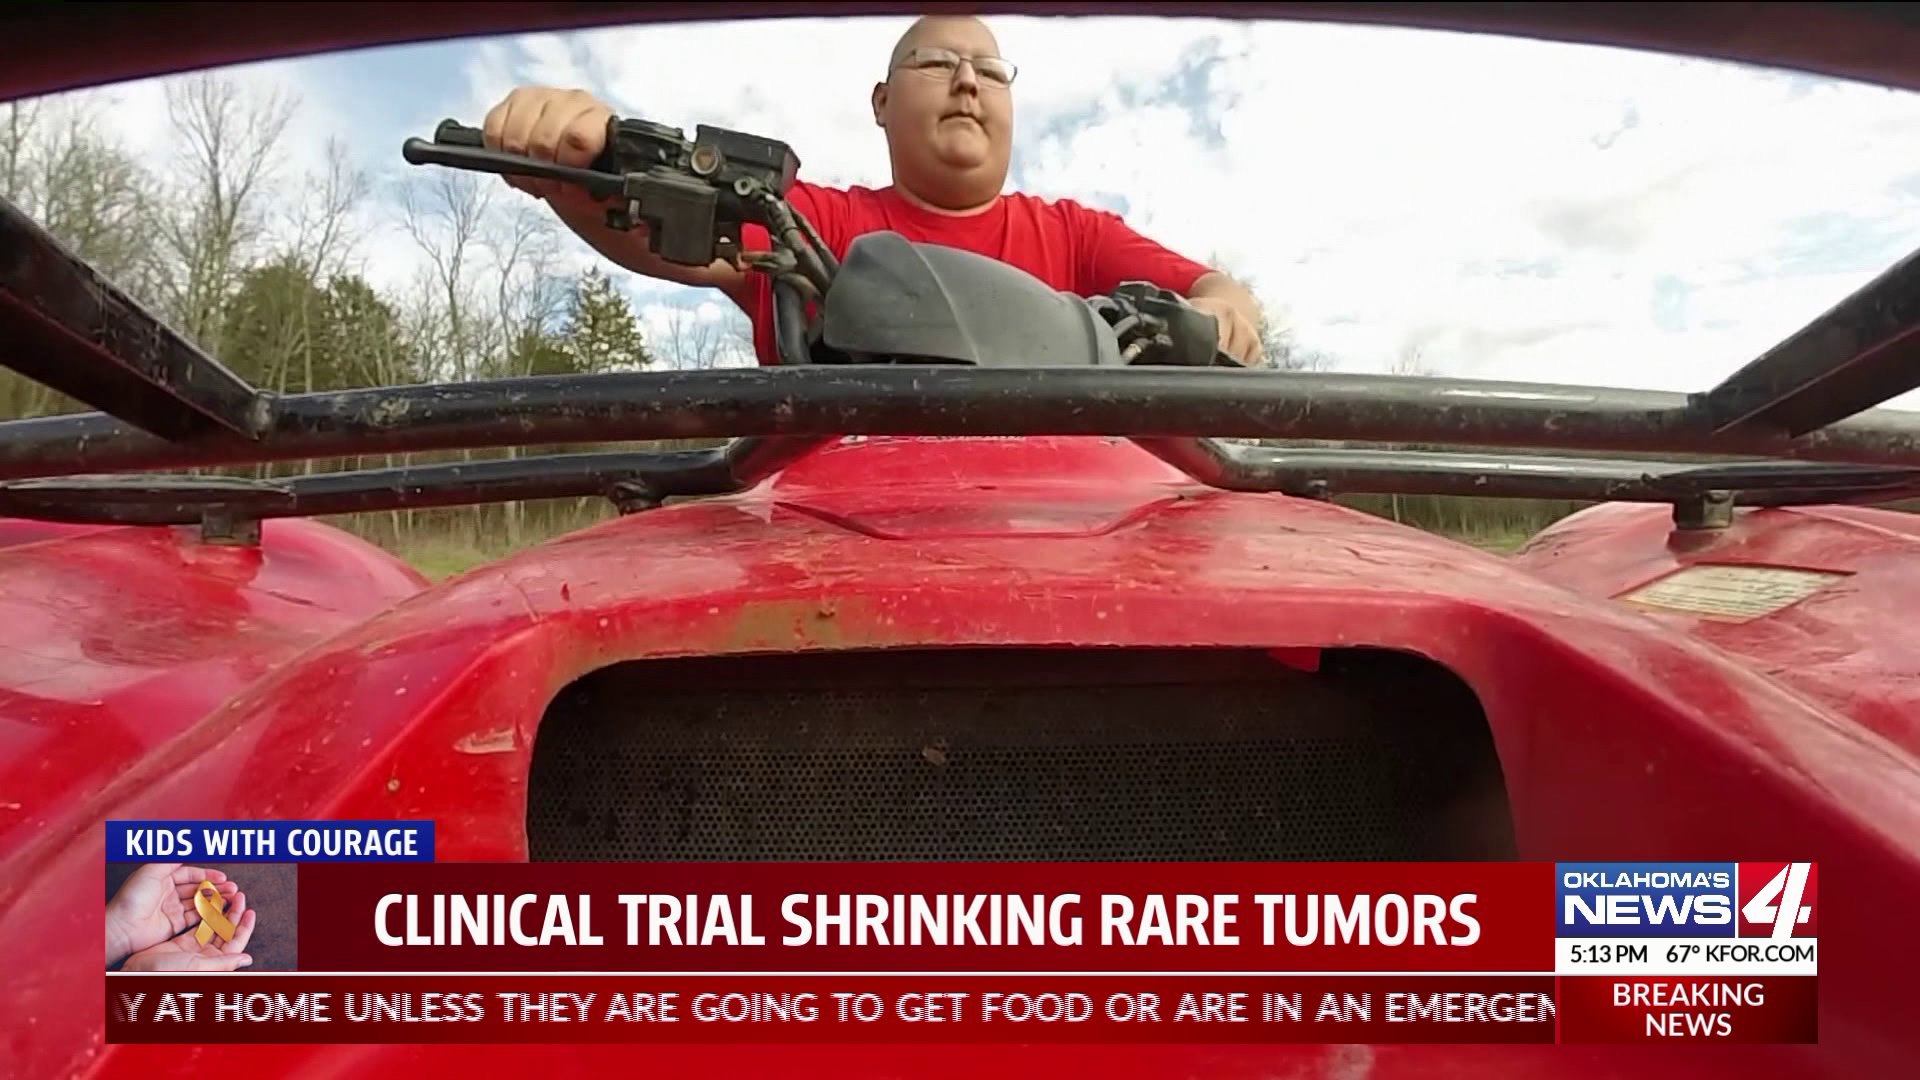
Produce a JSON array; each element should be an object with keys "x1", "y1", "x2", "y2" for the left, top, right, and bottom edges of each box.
[
  {"x1": 1556, "y1": 862, "x2": 1736, "y2": 938},
  {"x1": 1736, "y1": 862, "x2": 1817, "y2": 939},
  {"x1": 1556, "y1": 861, "x2": 1819, "y2": 941}
]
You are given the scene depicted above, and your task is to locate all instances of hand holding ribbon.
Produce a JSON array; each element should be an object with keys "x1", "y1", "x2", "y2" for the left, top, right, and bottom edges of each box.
[{"x1": 121, "y1": 881, "x2": 256, "y2": 971}]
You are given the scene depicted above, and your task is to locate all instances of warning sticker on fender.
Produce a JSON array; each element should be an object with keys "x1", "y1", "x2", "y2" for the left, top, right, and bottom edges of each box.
[{"x1": 1618, "y1": 564, "x2": 1848, "y2": 622}]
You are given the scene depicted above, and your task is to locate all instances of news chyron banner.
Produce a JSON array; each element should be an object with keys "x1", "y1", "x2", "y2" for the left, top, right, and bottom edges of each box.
[{"x1": 104, "y1": 821, "x2": 1817, "y2": 1045}]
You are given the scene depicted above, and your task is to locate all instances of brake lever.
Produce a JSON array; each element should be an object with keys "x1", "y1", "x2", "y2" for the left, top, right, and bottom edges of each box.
[{"x1": 401, "y1": 122, "x2": 628, "y2": 201}]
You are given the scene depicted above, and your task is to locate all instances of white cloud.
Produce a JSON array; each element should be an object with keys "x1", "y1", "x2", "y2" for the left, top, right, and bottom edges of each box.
[
  {"x1": 1006, "y1": 19, "x2": 1920, "y2": 402},
  {"x1": 636, "y1": 296, "x2": 755, "y2": 370}
]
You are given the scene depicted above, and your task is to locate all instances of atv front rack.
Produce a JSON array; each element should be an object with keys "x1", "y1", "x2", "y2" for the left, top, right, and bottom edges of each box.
[
  {"x1": 2, "y1": 151, "x2": 1919, "y2": 535},
  {"x1": 3, "y1": 441, "x2": 1915, "y2": 537}
]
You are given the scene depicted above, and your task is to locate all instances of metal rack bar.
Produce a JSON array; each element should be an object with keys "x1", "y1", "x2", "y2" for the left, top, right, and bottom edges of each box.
[
  {"x1": 1695, "y1": 248, "x2": 1920, "y2": 436},
  {"x1": 5, "y1": 439, "x2": 1917, "y2": 528},
  {"x1": 3, "y1": 367, "x2": 1919, "y2": 482},
  {"x1": 0, "y1": 200, "x2": 267, "y2": 441}
]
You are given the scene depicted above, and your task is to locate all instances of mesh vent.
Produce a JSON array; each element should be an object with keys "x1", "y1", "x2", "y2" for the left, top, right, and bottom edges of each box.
[{"x1": 527, "y1": 650, "x2": 1509, "y2": 863}]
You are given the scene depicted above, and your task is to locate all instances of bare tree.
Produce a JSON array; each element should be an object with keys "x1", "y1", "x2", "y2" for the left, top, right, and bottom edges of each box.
[
  {"x1": 653, "y1": 300, "x2": 750, "y2": 371},
  {"x1": 37, "y1": 134, "x2": 153, "y2": 292},
  {"x1": 399, "y1": 168, "x2": 493, "y2": 384},
  {"x1": 238, "y1": 138, "x2": 375, "y2": 443},
  {"x1": 396, "y1": 166, "x2": 582, "y2": 541},
  {"x1": 1, "y1": 100, "x2": 40, "y2": 203},
  {"x1": 1, "y1": 97, "x2": 152, "y2": 290},
  {"x1": 396, "y1": 169, "x2": 499, "y2": 538},
  {"x1": 488, "y1": 201, "x2": 567, "y2": 545},
  {"x1": 485, "y1": 201, "x2": 567, "y2": 380},
  {"x1": 1391, "y1": 343, "x2": 1431, "y2": 377},
  {"x1": 152, "y1": 74, "x2": 298, "y2": 353},
  {"x1": 285, "y1": 138, "x2": 368, "y2": 285},
  {"x1": 724, "y1": 307, "x2": 757, "y2": 366}
]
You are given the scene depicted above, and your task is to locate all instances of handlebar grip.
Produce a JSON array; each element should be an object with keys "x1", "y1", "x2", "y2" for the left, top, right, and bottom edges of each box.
[
  {"x1": 426, "y1": 116, "x2": 617, "y2": 174},
  {"x1": 400, "y1": 137, "x2": 628, "y2": 201},
  {"x1": 434, "y1": 119, "x2": 487, "y2": 148}
]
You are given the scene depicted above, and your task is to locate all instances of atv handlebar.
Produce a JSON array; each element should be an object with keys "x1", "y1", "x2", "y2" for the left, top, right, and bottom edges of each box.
[
  {"x1": 401, "y1": 123, "x2": 630, "y2": 201},
  {"x1": 404, "y1": 114, "x2": 808, "y2": 269}
]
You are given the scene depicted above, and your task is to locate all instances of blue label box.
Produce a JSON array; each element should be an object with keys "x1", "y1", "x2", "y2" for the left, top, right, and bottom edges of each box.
[
  {"x1": 1556, "y1": 861, "x2": 1738, "y2": 938},
  {"x1": 106, "y1": 820, "x2": 435, "y2": 863}
]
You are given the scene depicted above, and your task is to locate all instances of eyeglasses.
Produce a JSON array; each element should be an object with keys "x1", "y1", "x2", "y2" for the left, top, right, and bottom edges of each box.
[{"x1": 893, "y1": 47, "x2": 1018, "y2": 88}]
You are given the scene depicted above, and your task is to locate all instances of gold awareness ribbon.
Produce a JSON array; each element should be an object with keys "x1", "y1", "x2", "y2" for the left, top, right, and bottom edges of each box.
[{"x1": 193, "y1": 880, "x2": 237, "y2": 946}]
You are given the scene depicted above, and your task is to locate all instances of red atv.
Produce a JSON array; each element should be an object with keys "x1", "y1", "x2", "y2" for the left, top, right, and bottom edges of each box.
[{"x1": 1, "y1": 4, "x2": 1918, "y2": 1079}]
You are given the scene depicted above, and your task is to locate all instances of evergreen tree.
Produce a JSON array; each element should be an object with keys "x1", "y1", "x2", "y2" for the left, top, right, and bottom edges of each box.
[{"x1": 561, "y1": 267, "x2": 650, "y2": 373}]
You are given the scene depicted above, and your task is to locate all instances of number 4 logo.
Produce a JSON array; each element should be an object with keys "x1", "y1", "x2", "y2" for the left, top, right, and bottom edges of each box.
[{"x1": 1740, "y1": 862, "x2": 1817, "y2": 939}]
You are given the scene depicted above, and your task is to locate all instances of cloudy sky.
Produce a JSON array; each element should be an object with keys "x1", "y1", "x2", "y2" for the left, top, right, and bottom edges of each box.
[{"x1": 44, "y1": 12, "x2": 1920, "y2": 407}]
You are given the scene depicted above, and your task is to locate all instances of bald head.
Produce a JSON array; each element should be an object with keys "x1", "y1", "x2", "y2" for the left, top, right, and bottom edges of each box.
[{"x1": 888, "y1": 15, "x2": 1001, "y2": 73}]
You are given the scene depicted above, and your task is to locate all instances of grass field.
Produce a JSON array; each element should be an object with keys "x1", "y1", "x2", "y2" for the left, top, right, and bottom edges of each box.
[
  {"x1": 1459, "y1": 528, "x2": 1537, "y2": 555},
  {"x1": 397, "y1": 535, "x2": 533, "y2": 581},
  {"x1": 376, "y1": 506, "x2": 1543, "y2": 581}
]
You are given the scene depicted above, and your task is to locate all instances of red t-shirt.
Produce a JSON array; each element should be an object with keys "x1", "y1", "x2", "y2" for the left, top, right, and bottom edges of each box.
[{"x1": 737, "y1": 181, "x2": 1213, "y2": 366}]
